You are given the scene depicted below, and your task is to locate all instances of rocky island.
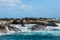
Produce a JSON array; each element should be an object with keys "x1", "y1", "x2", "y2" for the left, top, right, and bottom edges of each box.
[{"x1": 0, "y1": 17, "x2": 59, "y2": 33}]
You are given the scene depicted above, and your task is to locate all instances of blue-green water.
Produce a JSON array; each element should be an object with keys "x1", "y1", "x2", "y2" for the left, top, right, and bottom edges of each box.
[
  {"x1": 0, "y1": 35, "x2": 60, "y2": 40},
  {"x1": 0, "y1": 32, "x2": 60, "y2": 40}
]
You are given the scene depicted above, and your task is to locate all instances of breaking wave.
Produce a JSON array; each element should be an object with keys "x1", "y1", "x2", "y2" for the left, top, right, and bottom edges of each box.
[
  {"x1": 0, "y1": 24, "x2": 60, "y2": 36},
  {"x1": 0, "y1": 31, "x2": 60, "y2": 36}
]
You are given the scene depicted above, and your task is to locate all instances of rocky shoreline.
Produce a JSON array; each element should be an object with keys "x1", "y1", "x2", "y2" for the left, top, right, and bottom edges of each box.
[
  {"x1": 0, "y1": 17, "x2": 59, "y2": 25},
  {"x1": 0, "y1": 17, "x2": 59, "y2": 33}
]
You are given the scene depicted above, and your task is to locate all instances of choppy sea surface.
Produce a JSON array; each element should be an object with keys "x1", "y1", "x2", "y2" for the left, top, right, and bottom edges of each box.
[
  {"x1": 0, "y1": 32, "x2": 60, "y2": 40},
  {"x1": 0, "y1": 24, "x2": 60, "y2": 40},
  {"x1": 0, "y1": 35, "x2": 60, "y2": 40}
]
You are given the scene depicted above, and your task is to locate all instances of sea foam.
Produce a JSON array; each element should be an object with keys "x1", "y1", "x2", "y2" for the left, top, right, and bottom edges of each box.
[{"x1": 0, "y1": 24, "x2": 60, "y2": 36}]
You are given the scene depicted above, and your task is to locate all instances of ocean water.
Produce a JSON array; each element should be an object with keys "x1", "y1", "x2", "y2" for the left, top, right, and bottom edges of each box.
[
  {"x1": 0, "y1": 24, "x2": 60, "y2": 40},
  {"x1": 0, "y1": 31, "x2": 60, "y2": 40},
  {"x1": 0, "y1": 33, "x2": 60, "y2": 40}
]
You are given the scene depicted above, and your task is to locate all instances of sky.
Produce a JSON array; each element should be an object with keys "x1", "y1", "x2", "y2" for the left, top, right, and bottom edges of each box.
[{"x1": 0, "y1": 0, "x2": 60, "y2": 18}]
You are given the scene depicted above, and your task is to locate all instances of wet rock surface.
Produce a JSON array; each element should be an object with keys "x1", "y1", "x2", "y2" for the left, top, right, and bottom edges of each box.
[{"x1": 30, "y1": 24, "x2": 45, "y2": 31}]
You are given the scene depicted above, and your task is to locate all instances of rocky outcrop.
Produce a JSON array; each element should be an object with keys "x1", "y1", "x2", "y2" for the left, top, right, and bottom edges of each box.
[
  {"x1": 0, "y1": 20, "x2": 21, "y2": 33},
  {"x1": 30, "y1": 24, "x2": 45, "y2": 31},
  {"x1": 0, "y1": 17, "x2": 59, "y2": 26},
  {"x1": 0, "y1": 17, "x2": 59, "y2": 33}
]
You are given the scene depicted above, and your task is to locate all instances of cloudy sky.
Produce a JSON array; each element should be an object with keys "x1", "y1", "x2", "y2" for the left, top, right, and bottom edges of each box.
[{"x1": 0, "y1": 0, "x2": 60, "y2": 18}]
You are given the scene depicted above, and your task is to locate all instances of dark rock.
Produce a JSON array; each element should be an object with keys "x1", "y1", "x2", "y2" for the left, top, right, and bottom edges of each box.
[
  {"x1": 31, "y1": 24, "x2": 45, "y2": 31},
  {"x1": 47, "y1": 22, "x2": 58, "y2": 27}
]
